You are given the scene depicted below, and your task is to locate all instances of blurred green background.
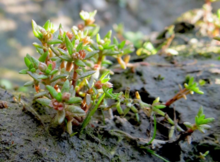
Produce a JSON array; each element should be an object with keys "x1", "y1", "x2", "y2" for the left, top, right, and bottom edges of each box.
[{"x1": 0, "y1": 0, "x2": 220, "y2": 89}]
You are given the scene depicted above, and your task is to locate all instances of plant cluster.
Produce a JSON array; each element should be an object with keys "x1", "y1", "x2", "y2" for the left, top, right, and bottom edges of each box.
[{"x1": 19, "y1": 10, "x2": 214, "y2": 161}]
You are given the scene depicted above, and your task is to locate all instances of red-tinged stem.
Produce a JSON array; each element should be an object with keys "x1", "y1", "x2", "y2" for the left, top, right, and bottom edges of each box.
[
  {"x1": 72, "y1": 64, "x2": 78, "y2": 87},
  {"x1": 97, "y1": 54, "x2": 103, "y2": 67},
  {"x1": 165, "y1": 88, "x2": 190, "y2": 107},
  {"x1": 34, "y1": 83, "x2": 40, "y2": 93}
]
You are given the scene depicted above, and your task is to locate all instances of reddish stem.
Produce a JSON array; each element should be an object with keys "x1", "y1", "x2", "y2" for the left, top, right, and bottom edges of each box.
[
  {"x1": 165, "y1": 88, "x2": 189, "y2": 107},
  {"x1": 72, "y1": 64, "x2": 78, "y2": 87}
]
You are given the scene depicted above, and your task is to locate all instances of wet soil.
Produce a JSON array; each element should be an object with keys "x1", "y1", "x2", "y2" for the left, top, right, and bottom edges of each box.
[
  {"x1": 1, "y1": 36, "x2": 220, "y2": 161},
  {"x1": 1, "y1": 2, "x2": 220, "y2": 161}
]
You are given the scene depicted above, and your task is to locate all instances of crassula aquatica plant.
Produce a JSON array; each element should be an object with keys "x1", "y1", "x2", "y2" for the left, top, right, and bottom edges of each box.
[
  {"x1": 19, "y1": 11, "x2": 214, "y2": 160},
  {"x1": 19, "y1": 10, "x2": 134, "y2": 134}
]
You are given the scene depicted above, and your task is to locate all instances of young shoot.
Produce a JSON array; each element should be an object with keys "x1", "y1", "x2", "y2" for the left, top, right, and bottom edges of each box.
[
  {"x1": 183, "y1": 107, "x2": 214, "y2": 143},
  {"x1": 165, "y1": 76, "x2": 204, "y2": 107}
]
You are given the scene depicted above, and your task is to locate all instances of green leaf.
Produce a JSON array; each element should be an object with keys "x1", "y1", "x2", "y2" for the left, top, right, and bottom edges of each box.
[
  {"x1": 188, "y1": 77, "x2": 194, "y2": 86},
  {"x1": 55, "y1": 92, "x2": 62, "y2": 102},
  {"x1": 36, "y1": 98, "x2": 51, "y2": 107},
  {"x1": 30, "y1": 68, "x2": 36, "y2": 73},
  {"x1": 197, "y1": 126, "x2": 206, "y2": 133},
  {"x1": 47, "y1": 39, "x2": 63, "y2": 45},
  {"x1": 102, "y1": 59, "x2": 112, "y2": 65},
  {"x1": 24, "y1": 57, "x2": 31, "y2": 68},
  {"x1": 100, "y1": 70, "x2": 110, "y2": 80},
  {"x1": 118, "y1": 40, "x2": 126, "y2": 49},
  {"x1": 89, "y1": 26, "x2": 100, "y2": 37},
  {"x1": 46, "y1": 85, "x2": 58, "y2": 98},
  {"x1": 35, "y1": 47, "x2": 44, "y2": 55},
  {"x1": 104, "y1": 30, "x2": 112, "y2": 39},
  {"x1": 48, "y1": 64, "x2": 53, "y2": 71},
  {"x1": 51, "y1": 74, "x2": 68, "y2": 82},
  {"x1": 116, "y1": 102, "x2": 123, "y2": 115},
  {"x1": 57, "y1": 48, "x2": 69, "y2": 56},
  {"x1": 65, "y1": 35, "x2": 74, "y2": 55},
  {"x1": 86, "y1": 94, "x2": 91, "y2": 106},
  {"x1": 39, "y1": 51, "x2": 49, "y2": 62},
  {"x1": 75, "y1": 59, "x2": 85, "y2": 67},
  {"x1": 69, "y1": 85, "x2": 75, "y2": 97},
  {"x1": 199, "y1": 118, "x2": 215, "y2": 125},
  {"x1": 102, "y1": 50, "x2": 121, "y2": 56},
  {"x1": 61, "y1": 80, "x2": 70, "y2": 93},
  {"x1": 72, "y1": 39, "x2": 75, "y2": 47},
  {"x1": 66, "y1": 97, "x2": 82, "y2": 104},
  {"x1": 43, "y1": 20, "x2": 51, "y2": 31},
  {"x1": 194, "y1": 90, "x2": 204, "y2": 95},
  {"x1": 33, "y1": 42, "x2": 44, "y2": 49},
  {"x1": 30, "y1": 55, "x2": 39, "y2": 67},
  {"x1": 130, "y1": 106, "x2": 138, "y2": 113},
  {"x1": 103, "y1": 39, "x2": 111, "y2": 49},
  {"x1": 45, "y1": 69, "x2": 51, "y2": 75},
  {"x1": 96, "y1": 34, "x2": 101, "y2": 43},
  {"x1": 55, "y1": 109, "x2": 65, "y2": 124},
  {"x1": 113, "y1": 37, "x2": 118, "y2": 44},
  {"x1": 67, "y1": 120, "x2": 73, "y2": 135},
  {"x1": 154, "y1": 105, "x2": 166, "y2": 109},
  {"x1": 153, "y1": 97, "x2": 160, "y2": 104},
  {"x1": 197, "y1": 107, "x2": 204, "y2": 117},
  {"x1": 104, "y1": 44, "x2": 115, "y2": 49},
  {"x1": 24, "y1": 80, "x2": 34, "y2": 87},
  {"x1": 50, "y1": 46, "x2": 60, "y2": 56},
  {"x1": 79, "y1": 70, "x2": 96, "y2": 78},
  {"x1": 19, "y1": 69, "x2": 29, "y2": 74},
  {"x1": 184, "y1": 122, "x2": 193, "y2": 129},
  {"x1": 27, "y1": 71, "x2": 40, "y2": 81},
  {"x1": 66, "y1": 105, "x2": 85, "y2": 117},
  {"x1": 102, "y1": 78, "x2": 110, "y2": 83},
  {"x1": 32, "y1": 20, "x2": 43, "y2": 39},
  {"x1": 76, "y1": 42, "x2": 83, "y2": 52},
  {"x1": 84, "y1": 50, "x2": 99, "y2": 59},
  {"x1": 59, "y1": 55, "x2": 72, "y2": 61},
  {"x1": 37, "y1": 75, "x2": 49, "y2": 79},
  {"x1": 50, "y1": 69, "x2": 59, "y2": 75},
  {"x1": 34, "y1": 91, "x2": 48, "y2": 98},
  {"x1": 89, "y1": 10, "x2": 97, "y2": 17}
]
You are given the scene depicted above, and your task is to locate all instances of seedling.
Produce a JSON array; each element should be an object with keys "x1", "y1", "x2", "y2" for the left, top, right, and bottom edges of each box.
[
  {"x1": 183, "y1": 107, "x2": 214, "y2": 143},
  {"x1": 165, "y1": 76, "x2": 204, "y2": 107},
  {"x1": 184, "y1": 107, "x2": 214, "y2": 134},
  {"x1": 198, "y1": 150, "x2": 209, "y2": 160}
]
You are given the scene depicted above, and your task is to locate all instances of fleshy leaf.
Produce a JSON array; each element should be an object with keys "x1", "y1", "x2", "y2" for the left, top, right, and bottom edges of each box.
[
  {"x1": 66, "y1": 97, "x2": 82, "y2": 104},
  {"x1": 66, "y1": 105, "x2": 85, "y2": 117},
  {"x1": 46, "y1": 85, "x2": 58, "y2": 98},
  {"x1": 61, "y1": 80, "x2": 70, "y2": 93},
  {"x1": 36, "y1": 98, "x2": 51, "y2": 107},
  {"x1": 65, "y1": 35, "x2": 74, "y2": 55}
]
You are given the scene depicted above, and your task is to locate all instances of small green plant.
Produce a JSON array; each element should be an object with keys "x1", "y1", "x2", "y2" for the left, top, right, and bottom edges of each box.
[
  {"x1": 19, "y1": 10, "x2": 134, "y2": 134},
  {"x1": 19, "y1": 10, "x2": 215, "y2": 162},
  {"x1": 184, "y1": 107, "x2": 214, "y2": 143},
  {"x1": 198, "y1": 150, "x2": 209, "y2": 160},
  {"x1": 165, "y1": 76, "x2": 204, "y2": 107}
]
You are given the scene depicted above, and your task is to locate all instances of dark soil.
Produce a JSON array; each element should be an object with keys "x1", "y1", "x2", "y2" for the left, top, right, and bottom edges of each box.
[
  {"x1": 1, "y1": 40, "x2": 220, "y2": 162},
  {"x1": 1, "y1": 5, "x2": 220, "y2": 162}
]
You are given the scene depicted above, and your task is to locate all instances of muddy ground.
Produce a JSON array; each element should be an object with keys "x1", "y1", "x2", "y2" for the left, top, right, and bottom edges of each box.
[
  {"x1": 1, "y1": 1, "x2": 220, "y2": 162},
  {"x1": 1, "y1": 30, "x2": 220, "y2": 161}
]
